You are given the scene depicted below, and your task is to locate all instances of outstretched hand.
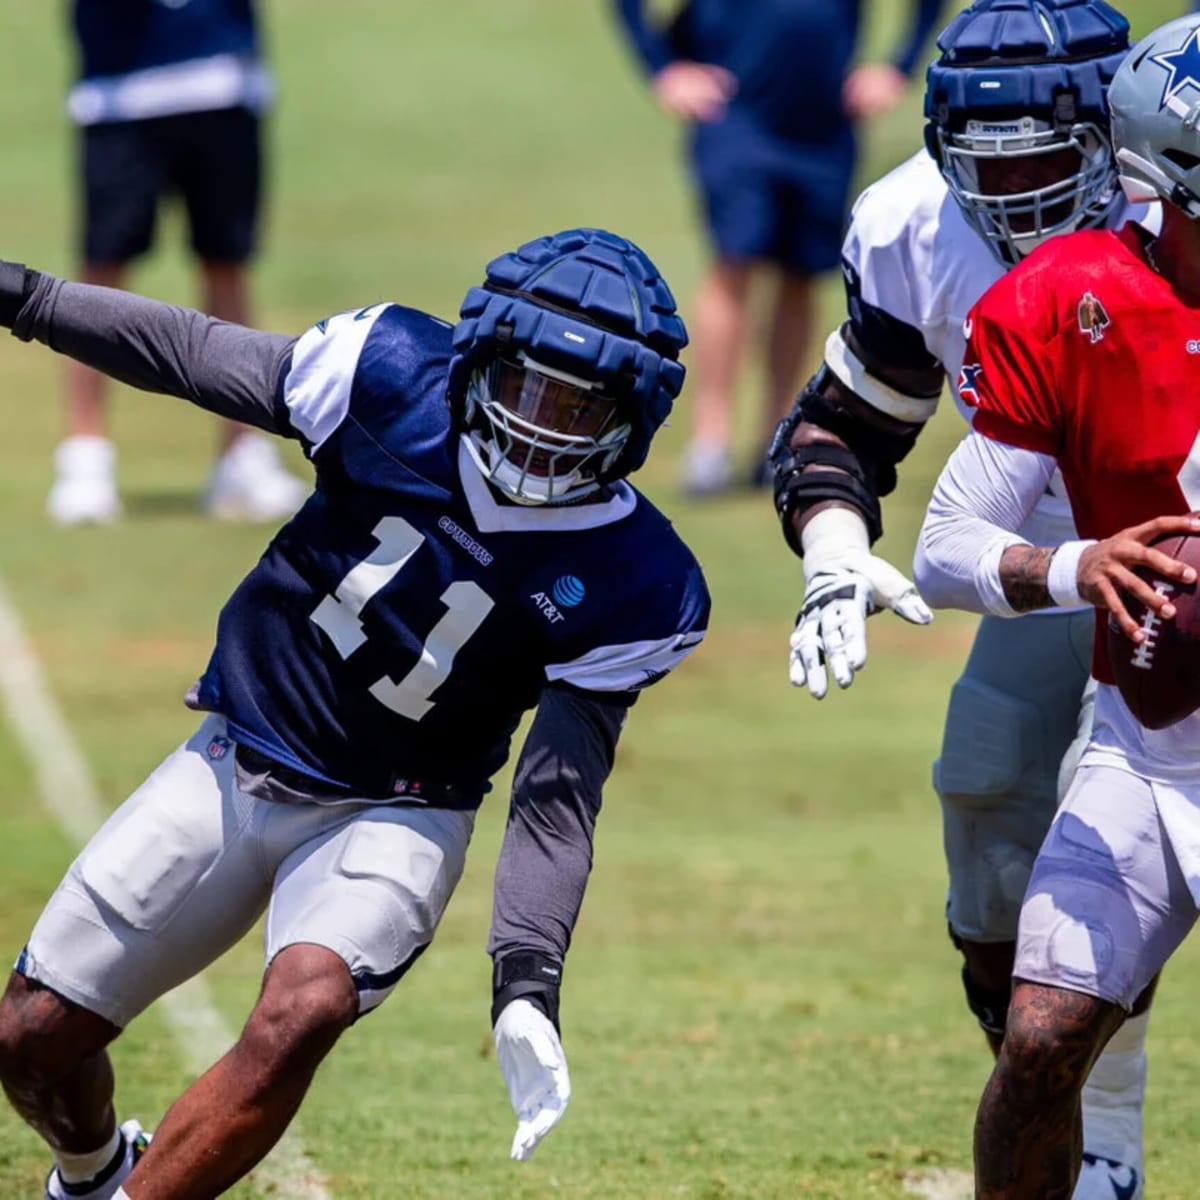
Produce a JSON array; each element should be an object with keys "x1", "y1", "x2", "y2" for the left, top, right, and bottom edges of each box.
[
  {"x1": 790, "y1": 554, "x2": 932, "y2": 699},
  {"x1": 494, "y1": 998, "x2": 571, "y2": 1161},
  {"x1": 790, "y1": 508, "x2": 932, "y2": 700}
]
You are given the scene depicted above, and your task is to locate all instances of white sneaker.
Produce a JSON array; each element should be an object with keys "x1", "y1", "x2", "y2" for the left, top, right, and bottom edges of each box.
[
  {"x1": 204, "y1": 432, "x2": 308, "y2": 522},
  {"x1": 47, "y1": 436, "x2": 121, "y2": 526},
  {"x1": 679, "y1": 441, "x2": 731, "y2": 497},
  {"x1": 45, "y1": 1119, "x2": 151, "y2": 1200},
  {"x1": 1074, "y1": 1152, "x2": 1141, "y2": 1200}
]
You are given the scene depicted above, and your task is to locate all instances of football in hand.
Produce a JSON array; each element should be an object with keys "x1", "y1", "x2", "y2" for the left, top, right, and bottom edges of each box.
[{"x1": 1107, "y1": 531, "x2": 1200, "y2": 730}]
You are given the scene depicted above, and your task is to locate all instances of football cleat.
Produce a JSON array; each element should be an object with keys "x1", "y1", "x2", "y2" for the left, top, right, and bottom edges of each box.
[
  {"x1": 204, "y1": 432, "x2": 308, "y2": 522},
  {"x1": 1074, "y1": 1152, "x2": 1141, "y2": 1200},
  {"x1": 47, "y1": 435, "x2": 121, "y2": 526},
  {"x1": 45, "y1": 1119, "x2": 151, "y2": 1200}
]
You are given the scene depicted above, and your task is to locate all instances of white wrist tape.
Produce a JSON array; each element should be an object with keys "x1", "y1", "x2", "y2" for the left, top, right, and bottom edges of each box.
[
  {"x1": 1047, "y1": 540, "x2": 1097, "y2": 609},
  {"x1": 800, "y1": 506, "x2": 870, "y2": 571}
]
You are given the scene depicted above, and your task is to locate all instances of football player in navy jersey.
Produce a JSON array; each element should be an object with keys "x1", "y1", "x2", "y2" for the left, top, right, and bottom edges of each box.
[{"x1": 0, "y1": 228, "x2": 709, "y2": 1200}]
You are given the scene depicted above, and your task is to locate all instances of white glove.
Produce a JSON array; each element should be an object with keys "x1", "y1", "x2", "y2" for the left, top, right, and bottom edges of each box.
[
  {"x1": 791, "y1": 508, "x2": 932, "y2": 699},
  {"x1": 494, "y1": 998, "x2": 571, "y2": 1161}
]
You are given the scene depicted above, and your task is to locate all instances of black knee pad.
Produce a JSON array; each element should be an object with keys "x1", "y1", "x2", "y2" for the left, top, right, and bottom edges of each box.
[{"x1": 961, "y1": 963, "x2": 1009, "y2": 1038}]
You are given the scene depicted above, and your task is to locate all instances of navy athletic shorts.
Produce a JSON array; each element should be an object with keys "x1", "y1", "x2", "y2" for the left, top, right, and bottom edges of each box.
[
  {"x1": 80, "y1": 106, "x2": 262, "y2": 265},
  {"x1": 689, "y1": 116, "x2": 853, "y2": 275}
]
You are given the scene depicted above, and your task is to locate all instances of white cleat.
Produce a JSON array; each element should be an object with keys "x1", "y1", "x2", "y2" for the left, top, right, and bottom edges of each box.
[
  {"x1": 1074, "y1": 1152, "x2": 1141, "y2": 1200},
  {"x1": 204, "y1": 432, "x2": 308, "y2": 522},
  {"x1": 45, "y1": 1119, "x2": 151, "y2": 1200},
  {"x1": 47, "y1": 436, "x2": 122, "y2": 526},
  {"x1": 679, "y1": 441, "x2": 732, "y2": 497}
]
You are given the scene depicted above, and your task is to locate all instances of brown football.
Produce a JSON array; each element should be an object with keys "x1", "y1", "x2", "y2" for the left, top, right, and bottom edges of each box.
[{"x1": 1107, "y1": 532, "x2": 1200, "y2": 730}]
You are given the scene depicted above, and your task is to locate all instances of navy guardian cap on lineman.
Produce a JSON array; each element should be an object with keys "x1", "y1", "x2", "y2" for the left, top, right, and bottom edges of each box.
[{"x1": 924, "y1": 0, "x2": 1130, "y2": 265}]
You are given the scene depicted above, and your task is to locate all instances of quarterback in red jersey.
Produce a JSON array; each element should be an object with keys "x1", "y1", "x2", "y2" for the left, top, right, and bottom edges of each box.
[{"x1": 915, "y1": 14, "x2": 1200, "y2": 1199}]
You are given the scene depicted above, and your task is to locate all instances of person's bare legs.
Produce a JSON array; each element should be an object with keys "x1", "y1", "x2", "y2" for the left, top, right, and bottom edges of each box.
[
  {"x1": 199, "y1": 259, "x2": 253, "y2": 455},
  {"x1": 123, "y1": 943, "x2": 356, "y2": 1200},
  {"x1": 975, "y1": 979, "x2": 1125, "y2": 1199},
  {"x1": 682, "y1": 258, "x2": 752, "y2": 493},
  {"x1": 63, "y1": 262, "x2": 128, "y2": 439},
  {"x1": 49, "y1": 262, "x2": 128, "y2": 523},
  {"x1": 0, "y1": 973, "x2": 123, "y2": 1157},
  {"x1": 754, "y1": 268, "x2": 815, "y2": 481}
]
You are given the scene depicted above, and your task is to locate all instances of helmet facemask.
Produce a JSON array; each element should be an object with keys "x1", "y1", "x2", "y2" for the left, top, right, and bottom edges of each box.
[
  {"x1": 462, "y1": 353, "x2": 632, "y2": 506},
  {"x1": 936, "y1": 115, "x2": 1119, "y2": 265}
]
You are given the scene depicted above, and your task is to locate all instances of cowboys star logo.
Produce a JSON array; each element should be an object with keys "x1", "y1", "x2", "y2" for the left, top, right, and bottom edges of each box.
[
  {"x1": 1151, "y1": 27, "x2": 1200, "y2": 111},
  {"x1": 1077, "y1": 291, "x2": 1111, "y2": 344},
  {"x1": 957, "y1": 362, "x2": 983, "y2": 405}
]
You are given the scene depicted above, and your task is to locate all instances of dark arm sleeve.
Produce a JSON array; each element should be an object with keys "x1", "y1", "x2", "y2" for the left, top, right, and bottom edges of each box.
[
  {"x1": 487, "y1": 685, "x2": 634, "y2": 965},
  {"x1": 612, "y1": 0, "x2": 676, "y2": 75},
  {"x1": 3, "y1": 266, "x2": 297, "y2": 435},
  {"x1": 891, "y1": 0, "x2": 945, "y2": 77}
]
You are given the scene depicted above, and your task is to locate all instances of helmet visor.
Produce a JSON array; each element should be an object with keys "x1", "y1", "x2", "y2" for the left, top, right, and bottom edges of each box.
[
  {"x1": 464, "y1": 356, "x2": 632, "y2": 504},
  {"x1": 490, "y1": 358, "x2": 620, "y2": 466}
]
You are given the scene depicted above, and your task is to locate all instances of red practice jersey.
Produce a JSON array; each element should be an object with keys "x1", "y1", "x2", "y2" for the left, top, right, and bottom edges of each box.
[{"x1": 959, "y1": 225, "x2": 1200, "y2": 683}]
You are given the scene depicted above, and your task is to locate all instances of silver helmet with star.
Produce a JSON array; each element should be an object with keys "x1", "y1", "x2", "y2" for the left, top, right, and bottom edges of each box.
[{"x1": 1109, "y1": 15, "x2": 1200, "y2": 219}]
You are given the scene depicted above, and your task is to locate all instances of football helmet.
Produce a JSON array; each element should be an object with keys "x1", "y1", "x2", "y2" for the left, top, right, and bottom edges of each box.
[
  {"x1": 1109, "y1": 16, "x2": 1200, "y2": 220},
  {"x1": 448, "y1": 229, "x2": 687, "y2": 505},
  {"x1": 924, "y1": 0, "x2": 1129, "y2": 265}
]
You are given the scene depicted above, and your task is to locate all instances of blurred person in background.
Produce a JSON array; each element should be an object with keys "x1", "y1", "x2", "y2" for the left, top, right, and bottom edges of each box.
[
  {"x1": 612, "y1": 0, "x2": 945, "y2": 496},
  {"x1": 50, "y1": 0, "x2": 306, "y2": 526},
  {"x1": 770, "y1": 2, "x2": 1154, "y2": 1195}
]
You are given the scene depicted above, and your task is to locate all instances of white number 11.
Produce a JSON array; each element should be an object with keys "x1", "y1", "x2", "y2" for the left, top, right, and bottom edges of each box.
[{"x1": 310, "y1": 516, "x2": 494, "y2": 720}]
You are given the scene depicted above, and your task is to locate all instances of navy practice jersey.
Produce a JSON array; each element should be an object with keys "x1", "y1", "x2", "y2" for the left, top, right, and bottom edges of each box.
[
  {"x1": 614, "y1": 0, "x2": 944, "y2": 142},
  {"x1": 193, "y1": 305, "x2": 710, "y2": 803},
  {"x1": 69, "y1": 0, "x2": 268, "y2": 125}
]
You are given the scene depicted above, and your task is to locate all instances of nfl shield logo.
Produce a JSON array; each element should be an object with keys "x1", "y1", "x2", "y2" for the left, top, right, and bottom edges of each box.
[{"x1": 207, "y1": 735, "x2": 232, "y2": 761}]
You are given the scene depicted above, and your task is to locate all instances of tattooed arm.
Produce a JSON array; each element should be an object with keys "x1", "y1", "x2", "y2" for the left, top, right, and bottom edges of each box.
[
  {"x1": 998, "y1": 546, "x2": 1057, "y2": 613},
  {"x1": 914, "y1": 430, "x2": 1066, "y2": 617},
  {"x1": 916, "y1": 430, "x2": 1200, "y2": 637}
]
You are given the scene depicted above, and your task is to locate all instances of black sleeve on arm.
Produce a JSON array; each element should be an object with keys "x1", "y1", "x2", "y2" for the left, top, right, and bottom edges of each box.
[
  {"x1": 6, "y1": 268, "x2": 298, "y2": 435},
  {"x1": 487, "y1": 685, "x2": 634, "y2": 1030}
]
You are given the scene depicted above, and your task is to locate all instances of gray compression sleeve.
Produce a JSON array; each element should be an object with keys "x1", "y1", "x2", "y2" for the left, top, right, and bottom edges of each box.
[
  {"x1": 488, "y1": 686, "x2": 634, "y2": 966},
  {"x1": 9, "y1": 271, "x2": 297, "y2": 435}
]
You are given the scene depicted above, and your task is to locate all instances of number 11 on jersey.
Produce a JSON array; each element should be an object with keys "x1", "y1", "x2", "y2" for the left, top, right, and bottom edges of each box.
[{"x1": 310, "y1": 516, "x2": 494, "y2": 720}]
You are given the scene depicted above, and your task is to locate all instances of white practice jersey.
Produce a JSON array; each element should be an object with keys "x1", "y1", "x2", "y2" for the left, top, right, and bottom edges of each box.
[{"x1": 842, "y1": 150, "x2": 1142, "y2": 551}]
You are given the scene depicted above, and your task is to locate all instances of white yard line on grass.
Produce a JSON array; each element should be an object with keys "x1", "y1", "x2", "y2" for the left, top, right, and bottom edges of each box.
[{"x1": 0, "y1": 573, "x2": 332, "y2": 1200}]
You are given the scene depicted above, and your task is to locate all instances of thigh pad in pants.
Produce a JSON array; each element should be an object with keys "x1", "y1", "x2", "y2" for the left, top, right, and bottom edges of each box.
[
  {"x1": 936, "y1": 613, "x2": 1091, "y2": 941},
  {"x1": 266, "y1": 803, "x2": 474, "y2": 1016},
  {"x1": 1015, "y1": 765, "x2": 1197, "y2": 1010}
]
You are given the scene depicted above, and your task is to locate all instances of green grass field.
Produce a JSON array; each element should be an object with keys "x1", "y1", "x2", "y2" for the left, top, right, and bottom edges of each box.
[{"x1": 0, "y1": 3, "x2": 1198, "y2": 1197}]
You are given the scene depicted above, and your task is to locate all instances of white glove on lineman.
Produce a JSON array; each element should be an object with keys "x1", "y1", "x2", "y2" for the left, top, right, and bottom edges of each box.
[
  {"x1": 494, "y1": 998, "x2": 571, "y2": 1161},
  {"x1": 791, "y1": 507, "x2": 933, "y2": 699}
]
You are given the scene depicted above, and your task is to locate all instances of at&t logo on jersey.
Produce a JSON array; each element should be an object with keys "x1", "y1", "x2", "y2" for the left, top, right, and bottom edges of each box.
[
  {"x1": 552, "y1": 575, "x2": 585, "y2": 608},
  {"x1": 530, "y1": 576, "x2": 585, "y2": 625},
  {"x1": 1077, "y1": 292, "x2": 1111, "y2": 344}
]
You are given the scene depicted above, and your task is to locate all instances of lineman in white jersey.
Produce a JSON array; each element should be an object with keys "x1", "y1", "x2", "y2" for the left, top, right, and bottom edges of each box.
[{"x1": 768, "y1": 1, "x2": 1149, "y2": 1194}]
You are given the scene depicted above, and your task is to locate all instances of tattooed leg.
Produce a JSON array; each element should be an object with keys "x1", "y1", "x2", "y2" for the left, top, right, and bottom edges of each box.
[
  {"x1": 0, "y1": 971, "x2": 122, "y2": 1152},
  {"x1": 975, "y1": 979, "x2": 1125, "y2": 1199}
]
